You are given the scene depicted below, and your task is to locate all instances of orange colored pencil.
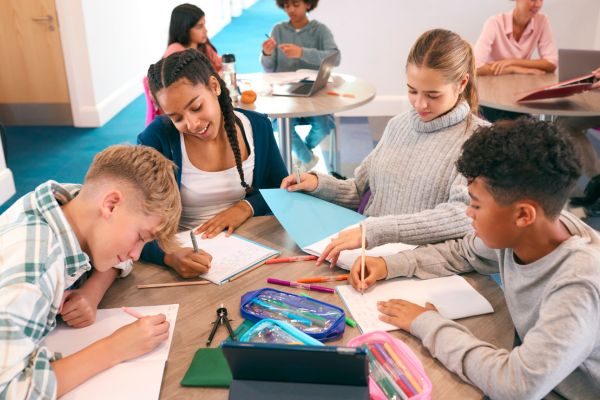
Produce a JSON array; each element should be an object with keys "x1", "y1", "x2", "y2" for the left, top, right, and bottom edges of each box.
[{"x1": 297, "y1": 274, "x2": 349, "y2": 283}]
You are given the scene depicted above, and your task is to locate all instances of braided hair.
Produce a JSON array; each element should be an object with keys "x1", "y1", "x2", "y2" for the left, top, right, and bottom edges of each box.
[{"x1": 147, "y1": 48, "x2": 252, "y2": 194}]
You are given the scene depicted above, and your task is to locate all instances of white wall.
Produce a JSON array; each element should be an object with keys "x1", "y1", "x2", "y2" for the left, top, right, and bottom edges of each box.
[
  {"x1": 311, "y1": 0, "x2": 600, "y2": 116},
  {"x1": 56, "y1": 0, "x2": 233, "y2": 127}
]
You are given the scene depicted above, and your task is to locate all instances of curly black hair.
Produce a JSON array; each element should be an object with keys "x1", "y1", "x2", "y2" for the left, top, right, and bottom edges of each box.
[
  {"x1": 456, "y1": 118, "x2": 581, "y2": 218},
  {"x1": 276, "y1": 0, "x2": 319, "y2": 11}
]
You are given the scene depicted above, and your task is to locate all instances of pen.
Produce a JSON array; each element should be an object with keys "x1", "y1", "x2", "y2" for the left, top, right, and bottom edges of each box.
[
  {"x1": 295, "y1": 166, "x2": 301, "y2": 184},
  {"x1": 297, "y1": 274, "x2": 349, "y2": 283},
  {"x1": 264, "y1": 255, "x2": 317, "y2": 264},
  {"x1": 360, "y1": 222, "x2": 366, "y2": 294},
  {"x1": 190, "y1": 230, "x2": 199, "y2": 253},
  {"x1": 267, "y1": 278, "x2": 335, "y2": 293},
  {"x1": 121, "y1": 306, "x2": 145, "y2": 319},
  {"x1": 299, "y1": 293, "x2": 356, "y2": 327},
  {"x1": 264, "y1": 33, "x2": 271, "y2": 39},
  {"x1": 252, "y1": 298, "x2": 312, "y2": 326}
]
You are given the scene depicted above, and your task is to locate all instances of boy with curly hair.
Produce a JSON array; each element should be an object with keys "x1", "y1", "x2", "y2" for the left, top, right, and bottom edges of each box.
[{"x1": 349, "y1": 118, "x2": 600, "y2": 399}]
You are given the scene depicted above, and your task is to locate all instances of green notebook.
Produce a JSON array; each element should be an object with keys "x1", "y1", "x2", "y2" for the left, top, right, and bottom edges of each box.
[{"x1": 180, "y1": 320, "x2": 255, "y2": 387}]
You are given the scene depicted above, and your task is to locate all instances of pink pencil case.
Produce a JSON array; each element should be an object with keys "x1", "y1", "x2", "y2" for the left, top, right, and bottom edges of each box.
[{"x1": 347, "y1": 331, "x2": 432, "y2": 400}]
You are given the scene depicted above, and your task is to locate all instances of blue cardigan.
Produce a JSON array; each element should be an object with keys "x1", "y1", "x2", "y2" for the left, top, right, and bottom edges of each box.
[{"x1": 137, "y1": 108, "x2": 287, "y2": 266}]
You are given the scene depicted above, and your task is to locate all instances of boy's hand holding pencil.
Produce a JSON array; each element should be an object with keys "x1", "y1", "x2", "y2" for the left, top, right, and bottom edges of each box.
[
  {"x1": 262, "y1": 34, "x2": 277, "y2": 56},
  {"x1": 113, "y1": 308, "x2": 170, "y2": 362}
]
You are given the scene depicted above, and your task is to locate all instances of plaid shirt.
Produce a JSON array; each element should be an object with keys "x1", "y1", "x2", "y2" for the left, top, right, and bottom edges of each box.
[{"x1": 0, "y1": 181, "x2": 91, "y2": 399}]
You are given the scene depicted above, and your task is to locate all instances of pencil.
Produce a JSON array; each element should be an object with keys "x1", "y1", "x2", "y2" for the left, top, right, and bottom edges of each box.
[
  {"x1": 137, "y1": 280, "x2": 210, "y2": 289},
  {"x1": 121, "y1": 306, "x2": 145, "y2": 319},
  {"x1": 360, "y1": 222, "x2": 366, "y2": 294}
]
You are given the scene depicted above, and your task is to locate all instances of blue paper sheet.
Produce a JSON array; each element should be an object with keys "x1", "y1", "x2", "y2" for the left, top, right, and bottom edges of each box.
[{"x1": 260, "y1": 189, "x2": 365, "y2": 249}]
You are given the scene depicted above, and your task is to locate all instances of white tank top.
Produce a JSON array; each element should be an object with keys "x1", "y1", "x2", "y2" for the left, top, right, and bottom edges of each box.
[{"x1": 179, "y1": 111, "x2": 255, "y2": 230}]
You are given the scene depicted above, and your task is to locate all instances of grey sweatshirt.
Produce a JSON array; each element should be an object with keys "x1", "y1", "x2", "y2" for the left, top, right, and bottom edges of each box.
[
  {"x1": 260, "y1": 20, "x2": 340, "y2": 72},
  {"x1": 312, "y1": 101, "x2": 488, "y2": 247},
  {"x1": 383, "y1": 211, "x2": 600, "y2": 400}
]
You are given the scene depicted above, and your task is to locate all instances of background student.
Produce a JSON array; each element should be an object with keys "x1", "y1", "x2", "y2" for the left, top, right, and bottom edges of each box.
[
  {"x1": 282, "y1": 29, "x2": 487, "y2": 268},
  {"x1": 145, "y1": 3, "x2": 222, "y2": 125},
  {"x1": 350, "y1": 119, "x2": 599, "y2": 400},
  {"x1": 260, "y1": 0, "x2": 340, "y2": 170},
  {"x1": 0, "y1": 145, "x2": 181, "y2": 398},
  {"x1": 475, "y1": 0, "x2": 557, "y2": 76},
  {"x1": 139, "y1": 49, "x2": 287, "y2": 278}
]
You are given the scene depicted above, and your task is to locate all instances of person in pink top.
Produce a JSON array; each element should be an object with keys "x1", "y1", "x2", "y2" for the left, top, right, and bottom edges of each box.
[
  {"x1": 164, "y1": 3, "x2": 222, "y2": 72},
  {"x1": 475, "y1": 0, "x2": 557, "y2": 76},
  {"x1": 145, "y1": 4, "x2": 223, "y2": 125}
]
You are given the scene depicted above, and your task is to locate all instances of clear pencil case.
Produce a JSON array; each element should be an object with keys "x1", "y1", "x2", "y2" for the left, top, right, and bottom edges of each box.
[
  {"x1": 347, "y1": 331, "x2": 432, "y2": 400},
  {"x1": 239, "y1": 319, "x2": 323, "y2": 346},
  {"x1": 240, "y1": 288, "x2": 345, "y2": 342}
]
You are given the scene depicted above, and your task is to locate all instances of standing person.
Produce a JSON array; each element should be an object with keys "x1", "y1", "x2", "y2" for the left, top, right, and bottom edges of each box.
[
  {"x1": 282, "y1": 29, "x2": 488, "y2": 268},
  {"x1": 349, "y1": 119, "x2": 599, "y2": 400},
  {"x1": 145, "y1": 3, "x2": 222, "y2": 125},
  {"x1": 139, "y1": 49, "x2": 287, "y2": 278},
  {"x1": 0, "y1": 145, "x2": 181, "y2": 398},
  {"x1": 261, "y1": 0, "x2": 341, "y2": 171},
  {"x1": 475, "y1": 0, "x2": 557, "y2": 76}
]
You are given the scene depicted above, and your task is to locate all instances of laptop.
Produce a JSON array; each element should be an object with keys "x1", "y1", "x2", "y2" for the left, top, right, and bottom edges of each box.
[
  {"x1": 222, "y1": 342, "x2": 369, "y2": 400},
  {"x1": 558, "y1": 49, "x2": 600, "y2": 81},
  {"x1": 271, "y1": 52, "x2": 337, "y2": 97}
]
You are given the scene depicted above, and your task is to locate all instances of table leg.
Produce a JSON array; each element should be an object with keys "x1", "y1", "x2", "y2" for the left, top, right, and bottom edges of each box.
[{"x1": 277, "y1": 117, "x2": 293, "y2": 172}]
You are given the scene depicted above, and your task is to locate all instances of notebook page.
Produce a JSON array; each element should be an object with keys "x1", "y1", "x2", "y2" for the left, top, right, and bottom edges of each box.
[
  {"x1": 303, "y1": 224, "x2": 416, "y2": 270},
  {"x1": 177, "y1": 230, "x2": 278, "y2": 284},
  {"x1": 44, "y1": 304, "x2": 179, "y2": 400},
  {"x1": 336, "y1": 275, "x2": 493, "y2": 333}
]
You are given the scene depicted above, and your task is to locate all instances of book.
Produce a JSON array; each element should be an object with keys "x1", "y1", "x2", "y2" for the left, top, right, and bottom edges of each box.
[
  {"x1": 44, "y1": 304, "x2": 179, "y2": 400},
  {"x1": 260, "y1": 189, "x2": 416, "y2": 270},
  {"x1": 517, "y1": 73, "x2": 596, "y2": 102},
  {"x1": 336, "y1": 276, "x2": 494, "y2": 333},
  {"x1": 177, "y1": 230, "x2": 279, "y2": 284}
]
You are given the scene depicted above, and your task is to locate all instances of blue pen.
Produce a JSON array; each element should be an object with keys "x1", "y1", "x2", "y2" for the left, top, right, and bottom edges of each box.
[{"x1": 252, "y1": 299, "x2": 312, "y2": 326}]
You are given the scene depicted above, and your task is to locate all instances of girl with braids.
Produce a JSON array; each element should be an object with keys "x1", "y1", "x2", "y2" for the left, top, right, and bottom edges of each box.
[
  {"x1": 138, "y1": 49, "x2": 287, "y2": 278},
  {"x1": 282, "y1": 29, "x2": 489, "y2": 269}
]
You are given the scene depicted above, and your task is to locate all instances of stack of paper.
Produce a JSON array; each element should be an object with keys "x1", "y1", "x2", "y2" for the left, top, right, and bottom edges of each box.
[
  {"x1": 336, "y1": 276, "x2": 494, "y2": 333},
  {"x1": 177, "y1": 230, "x2": 279, "y2": 284},
  {"x1": 44, "y1": 304, "x2": 179, "y2": 400}
]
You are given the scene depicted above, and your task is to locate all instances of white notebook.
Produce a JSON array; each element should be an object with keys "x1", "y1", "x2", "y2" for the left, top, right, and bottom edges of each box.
[
  {"x1": 44, "y1": 304, "x2": 179, "y2": 400},
  {"x1": 303, "y1": 224, "x2": 417, "y2": 270},
  {"x1": 177, "y1": 230, "x2": 279, "y2": 284},
  {"x1": 337, "y1": 275, "x2": 494, "y2": 333}
]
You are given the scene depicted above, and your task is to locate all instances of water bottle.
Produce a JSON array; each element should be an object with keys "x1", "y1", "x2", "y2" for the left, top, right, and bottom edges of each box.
[{"x1": 222, "y1": 53, "x2": 238, "y2": 103}]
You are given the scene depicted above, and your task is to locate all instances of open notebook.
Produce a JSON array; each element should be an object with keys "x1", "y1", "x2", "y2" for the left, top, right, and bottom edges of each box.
[
  {"x1": 337, "y1": 276, "x2": 493, "y2": 333},
  {"x1": 177, "y1": 230, "x2": 279, "y2": 284},
  {"x1": 44, "y1": 304, "x2": 179, "y2": 400},
  {"x1": 260, "y1": 189, "x2": 415, "y2": 270}
]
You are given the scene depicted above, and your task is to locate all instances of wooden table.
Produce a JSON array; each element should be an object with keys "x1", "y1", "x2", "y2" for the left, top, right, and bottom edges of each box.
[
  {"x1": 236, "y1": 73, "x2": 376, "y2": 171},
  {"x1": 478, "y1": 73, "x2": 600, "y2": 120},
  {"x1": 99, "y1": 216, "x2": 514, "y2": 400}
]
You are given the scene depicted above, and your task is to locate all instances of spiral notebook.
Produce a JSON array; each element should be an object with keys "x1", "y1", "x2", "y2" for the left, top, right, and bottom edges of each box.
[{"x1": 177, "y1": 230, "x2": 279, "y2": 284}]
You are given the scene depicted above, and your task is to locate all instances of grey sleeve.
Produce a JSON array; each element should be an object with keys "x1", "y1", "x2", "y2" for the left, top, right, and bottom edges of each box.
[
  {"x1": 411, "y1": 278, "x2": 600, "y2": 399},
  {"x1": 383, "y1": 234, "x2": 499, "y2": 279},
  {"x1": 301, "y1": 25, "x2": 341, "y2": 67},
  {"x1": 366, "y1": 173, "x2": 472, "y2": 248}
]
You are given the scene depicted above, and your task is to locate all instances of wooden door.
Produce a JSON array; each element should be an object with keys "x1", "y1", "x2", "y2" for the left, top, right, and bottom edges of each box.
[{"x1": 0, "y1": 0, "x2": 72, "y2": 125}]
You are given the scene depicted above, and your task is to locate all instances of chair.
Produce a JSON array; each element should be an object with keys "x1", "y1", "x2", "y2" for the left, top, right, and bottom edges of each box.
[{"x1": 143, "y1": 77, "x2": 161, "y2": 126}]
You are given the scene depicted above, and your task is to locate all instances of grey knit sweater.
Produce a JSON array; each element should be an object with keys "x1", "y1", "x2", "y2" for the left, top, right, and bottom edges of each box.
[
  {"x1": 312, "y1": 101, "x2": 488, "y2": 247},
  {"x1": 384, "y1": 211, "x2": 600, "y2": 399}
]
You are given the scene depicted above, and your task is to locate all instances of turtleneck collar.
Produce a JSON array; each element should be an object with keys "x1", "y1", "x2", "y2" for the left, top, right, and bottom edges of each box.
[{"x1": 410, "y1": 100, "x2": 470, "y2": 133}]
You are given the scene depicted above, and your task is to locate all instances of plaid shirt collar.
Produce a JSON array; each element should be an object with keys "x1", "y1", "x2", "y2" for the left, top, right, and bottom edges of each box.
[{"x1": 32, "y1": 180, "x2": 91, "y2": 277}]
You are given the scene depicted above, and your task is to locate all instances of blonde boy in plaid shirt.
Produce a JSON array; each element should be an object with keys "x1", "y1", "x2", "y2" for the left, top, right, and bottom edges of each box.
[{"x1": 0, "y1": 145, "x2": 181, "y2": 399}]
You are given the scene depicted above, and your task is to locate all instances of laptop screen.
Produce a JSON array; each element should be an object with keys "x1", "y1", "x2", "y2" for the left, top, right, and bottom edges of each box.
[{"x1": 558, "y1": 49, "x2": 600, "y2": 81}]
